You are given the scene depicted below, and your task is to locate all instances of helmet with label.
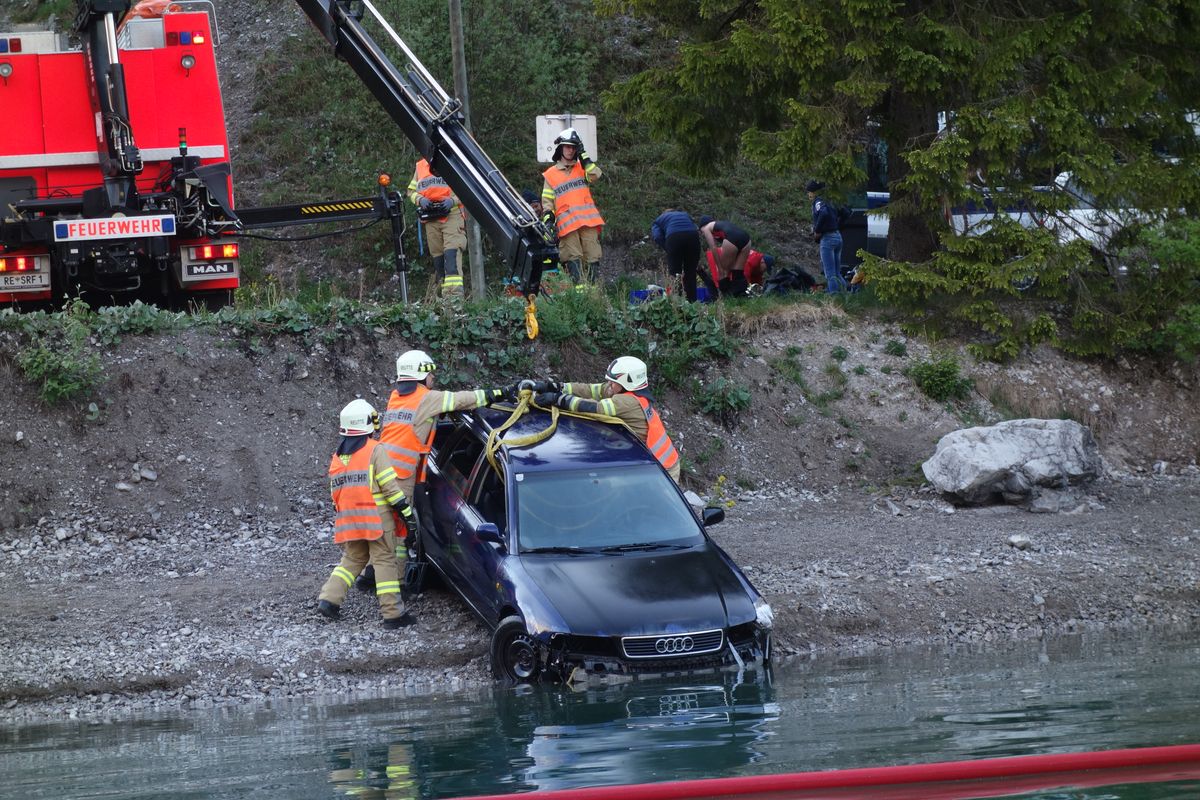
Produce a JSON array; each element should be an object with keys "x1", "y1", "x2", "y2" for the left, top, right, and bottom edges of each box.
[
  {"x1": 339, "y1": 399, "x2": 380, "y2": 436},
  {"x1": 395, "y1": 349, "x2": 437, "y2": 381},
  {"x1": 552, "y1": 128, "x2": 585, "y2": 161},
  {"x1": 605, "y1": 356, "x2": 648, "y2": 391}
]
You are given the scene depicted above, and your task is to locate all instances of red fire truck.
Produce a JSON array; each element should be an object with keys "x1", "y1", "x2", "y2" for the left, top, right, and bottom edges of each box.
[{"x1": 0, "y1": 1, "x2": 409, "y2": 309}]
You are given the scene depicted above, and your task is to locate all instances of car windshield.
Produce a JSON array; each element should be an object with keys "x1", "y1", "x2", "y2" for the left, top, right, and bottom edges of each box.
[{"x1": 515, "y1": 465, "x2": 703, "y2": 552}]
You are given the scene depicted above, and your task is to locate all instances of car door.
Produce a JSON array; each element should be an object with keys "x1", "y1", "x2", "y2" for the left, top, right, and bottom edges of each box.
[
  {"x1": 423, "y1": 420, "x2": 484, "y2": 594},
  {"x1": 458, "y1": 458, "x2": 510, "y2": 622}
]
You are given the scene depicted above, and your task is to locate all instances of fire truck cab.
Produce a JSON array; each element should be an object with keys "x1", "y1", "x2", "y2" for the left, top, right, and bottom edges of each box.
[{"x1": 0, "y1": 2, "x2": 240, "y2": 307}]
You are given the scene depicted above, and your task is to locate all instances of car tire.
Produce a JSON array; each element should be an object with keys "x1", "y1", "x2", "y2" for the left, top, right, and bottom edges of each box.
[{"x1": 490, "y1": 615, "x2": 540, "y2": 685}]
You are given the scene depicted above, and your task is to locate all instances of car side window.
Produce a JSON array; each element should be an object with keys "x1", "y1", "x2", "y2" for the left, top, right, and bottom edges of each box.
[
  {"x1": 472, "y1": 464, "x2": 506, "y2": 534},
  {"x1": 441, "y1": 430, "x2": 485, "y2": 497}
]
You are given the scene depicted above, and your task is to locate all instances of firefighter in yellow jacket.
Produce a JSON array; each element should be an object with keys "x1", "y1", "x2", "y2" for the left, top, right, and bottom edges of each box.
[
  {"x1": 317, "y1": 399, "x2": 417, "y2": 629},
  {"x1": 540, "y1": 128, "x2": 603, "y2": 286},
  {"x1": 408, "y1": 158, "x2": 467, "y2": 297},
  {"x1": 533, "y1": 356, "x2": 681, "y2": 483},
  {"x1": 355, "y1": 349, "x2": 514, "y2": 594}
]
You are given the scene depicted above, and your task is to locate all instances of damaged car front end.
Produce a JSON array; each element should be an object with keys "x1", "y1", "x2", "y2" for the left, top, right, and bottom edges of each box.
[{"x1": 421, "y1": 408, "x2": 774, "y2": 686}]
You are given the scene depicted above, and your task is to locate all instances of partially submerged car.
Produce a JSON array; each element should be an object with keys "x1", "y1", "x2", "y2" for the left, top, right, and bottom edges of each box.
[{"x1": 415, "y1": 407, "x2": 773, "y2": 684}]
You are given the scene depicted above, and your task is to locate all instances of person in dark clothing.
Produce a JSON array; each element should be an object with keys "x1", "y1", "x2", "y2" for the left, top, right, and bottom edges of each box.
[
  {"x1": 698, "y1": 216, "x2": 753, "y2": 296},
  {"x1": 650, "y1": 208, "x2": 716, "y2": 302},
  {"x1": 806, "y1": 180, "x2": 847, "y2": 293}
]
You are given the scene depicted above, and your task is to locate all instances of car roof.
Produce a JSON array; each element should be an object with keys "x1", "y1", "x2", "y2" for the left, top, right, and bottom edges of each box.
[{"x1": 471, "y1": 406, "x2": 657, "y2": 473}]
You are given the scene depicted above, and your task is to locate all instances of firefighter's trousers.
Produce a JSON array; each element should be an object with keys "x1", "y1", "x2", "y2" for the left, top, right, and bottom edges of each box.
[{"x1": 319, "y1": 530, "x2": 404, "y2": 620}]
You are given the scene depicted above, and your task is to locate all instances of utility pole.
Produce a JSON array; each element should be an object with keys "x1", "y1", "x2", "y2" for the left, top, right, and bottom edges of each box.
[{"x1": 448, "y1": 0, "x2": 486, "y2": 298}]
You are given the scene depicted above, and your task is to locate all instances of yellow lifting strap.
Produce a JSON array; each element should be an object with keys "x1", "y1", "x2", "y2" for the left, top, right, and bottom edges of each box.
[
  {"x1": 484, "y1": 388, "x2": 631, "y2": 475},
  {"x1": 524, "y1": 296, "x2": 539, "y2": 340}
]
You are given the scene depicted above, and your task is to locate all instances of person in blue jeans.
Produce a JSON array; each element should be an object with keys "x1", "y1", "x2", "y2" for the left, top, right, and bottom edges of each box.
[{"x1": 806, "y1": 180, "x2": 847, "y2": 293}]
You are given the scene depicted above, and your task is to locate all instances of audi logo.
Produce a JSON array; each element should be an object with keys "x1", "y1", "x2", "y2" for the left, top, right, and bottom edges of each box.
[{"x1": 655, "y1": 636, "x2": 695, "y2": 654}]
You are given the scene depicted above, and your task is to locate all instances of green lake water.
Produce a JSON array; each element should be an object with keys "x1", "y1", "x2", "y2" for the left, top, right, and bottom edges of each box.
[{"x1": 3, "y1": 629, "x2": 1199, "y2": 799}]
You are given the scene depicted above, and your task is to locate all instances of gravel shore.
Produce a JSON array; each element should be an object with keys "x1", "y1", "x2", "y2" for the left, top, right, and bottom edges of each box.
[{"x1": 2, "y1": 472, "x2": 1196, "y2": 726}]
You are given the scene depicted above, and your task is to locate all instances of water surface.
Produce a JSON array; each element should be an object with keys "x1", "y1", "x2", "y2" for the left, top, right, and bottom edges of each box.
[{"x1": 3, "y1": 630, "x2": 1199, "y2": 799}]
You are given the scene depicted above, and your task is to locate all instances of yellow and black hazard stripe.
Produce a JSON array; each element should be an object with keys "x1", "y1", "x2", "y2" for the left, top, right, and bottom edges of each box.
[{"x1": 300, "y1": 200, "x2": 375, "y2": 216}]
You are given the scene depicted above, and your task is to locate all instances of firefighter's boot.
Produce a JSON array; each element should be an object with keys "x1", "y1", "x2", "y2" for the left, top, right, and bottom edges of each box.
[
  {"x1": 432, "y1": 255, "x2": 446, "y2": 282},
  {"x1": 355, "y1": 564, "x2": 376, "y2": 593},
  {"x1": 441, "y1": 249, "x2": 465, "y2": 297},
  {"x1": 587, "y1": 262, "x2": 600, "y2": 283},
  {"x1": 318, "y1": 599, "x2": 340, "y2": 620},
  {"x1": 564, "y1": 259, "x2": 583, "y2": 284}
]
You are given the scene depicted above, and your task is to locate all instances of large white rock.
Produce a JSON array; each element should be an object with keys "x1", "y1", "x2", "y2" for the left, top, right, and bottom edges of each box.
[{"x1": 922, "y1": 419, "x2": 1101, "y2": 505}]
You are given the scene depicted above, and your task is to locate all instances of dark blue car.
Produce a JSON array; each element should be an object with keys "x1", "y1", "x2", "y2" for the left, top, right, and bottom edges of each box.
[{"x1": 415, "y1": 406, "x2": 773, "y2": 684}]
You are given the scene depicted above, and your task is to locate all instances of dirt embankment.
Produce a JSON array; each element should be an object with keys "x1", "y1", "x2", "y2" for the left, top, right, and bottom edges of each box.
[{"x1": 0, "y1": 318, "x2": 1197, "y2": 724}]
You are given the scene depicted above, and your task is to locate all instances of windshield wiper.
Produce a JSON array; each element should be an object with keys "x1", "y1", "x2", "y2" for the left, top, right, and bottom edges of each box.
[
  {"x1": 522, "y1": 546, "x2": 598, "y2": 555},
  {"x1": 598, "y1": 542, "x2": 689, "y2": 552}
]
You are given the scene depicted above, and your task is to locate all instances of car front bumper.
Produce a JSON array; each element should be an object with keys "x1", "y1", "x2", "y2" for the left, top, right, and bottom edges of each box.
[{"x1": 542, "y1": 623, "x2": 771, "y2": 687}]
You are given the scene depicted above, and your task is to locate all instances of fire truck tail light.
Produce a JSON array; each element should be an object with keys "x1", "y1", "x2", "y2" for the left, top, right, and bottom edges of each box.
[
  {"x1": 180, "y1": 32, "x2": 192, "y2": 45},
  {"x1": 0, "y1": 256, "x2": 35, "y2": 272},
  {"x1": 0, "y1": 38, "x2": 20, "y2": 54},
  {"x1": 167, "y1": 32, "x2": 179, "y2": 46},
  {"x1": 191, "y1": 244, "x2": 238, "y2": 260},
  {"x1": 194, "y1": 33, "x2": 206, "y2": 45}
]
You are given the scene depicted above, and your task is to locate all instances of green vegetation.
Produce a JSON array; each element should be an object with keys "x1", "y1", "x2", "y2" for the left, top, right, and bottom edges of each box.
[
  {"x1": 694, "y1": 377, "x2": 751, "y2": 430},
  {"x1": 593, "y1": 0, "x2": 1200, "y2": 362},
  {"x1": 6, "y1": 301, "x2": 103, "y2": 404},
  {"x1": 884, "y1": 339, "x2": 908, "y2": 357},
  {"x1": 7, "y1": 1, "x2": 74, "y2": 24},
  {"x1": 907, "y1": 357, "x2": 973, "y2": 403}
]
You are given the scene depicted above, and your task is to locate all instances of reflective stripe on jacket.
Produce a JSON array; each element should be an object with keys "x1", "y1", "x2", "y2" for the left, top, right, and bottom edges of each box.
[
  {"x1": 329, "y1": 440, "x2": 389, "y2": 544},
  {"x1": 542, "y1": 162, "x2": 604, "y2": 237},
  {"x1": 380, "y1": 385, "x2": 437, "y2": 485},
  {"x1": 632, "y1": 393, "x2": 679, "y2": 471},
  {"x1": 408, "y1": 159, "x2": 460, "y2": 222}
]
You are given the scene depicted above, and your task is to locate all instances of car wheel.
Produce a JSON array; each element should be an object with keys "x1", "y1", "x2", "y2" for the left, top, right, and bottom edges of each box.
[{"x1": 491, "y1": 616, "x2": 540, "y2": 684}]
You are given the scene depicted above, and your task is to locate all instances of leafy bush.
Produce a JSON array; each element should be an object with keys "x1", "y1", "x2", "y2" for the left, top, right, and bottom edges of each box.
[
  {"x1": 830, "y1": 345, "x2": 849, "y2": 361},
  {"x1": 907, "y1": 357, "x2": 973, "y2": 402},
  {"x1": 884, "y1": 339, "x2": 907, "y2": 356},
  {"x1": 694, "y1": 377, "x2": 751, "y2": 429},
  {"x1": 11, "y1": 301, "x2": 103, "y2": 404}
]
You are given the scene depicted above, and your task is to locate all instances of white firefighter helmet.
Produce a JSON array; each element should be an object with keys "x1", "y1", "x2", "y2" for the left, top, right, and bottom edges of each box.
[
  {"x1": 395, "y1": 349, "x2": 437, "y2": 381},
  {"x1": 554, "y1": 127, "x2": 583, "y2": 147},
  {"x1": 605, "y1": 356, "x2": 648, "y2": 391},
  {"x1": 552, "y1": 127, "x2": 584, "y2": 161},
  {"x1": 339, "y1": 399, "x2": 380, "y2": 436}
]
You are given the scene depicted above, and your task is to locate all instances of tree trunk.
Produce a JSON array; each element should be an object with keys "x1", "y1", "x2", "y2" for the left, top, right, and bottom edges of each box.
[{"x1": 884, "y1": 89, "x2": 941, "y2": 263}]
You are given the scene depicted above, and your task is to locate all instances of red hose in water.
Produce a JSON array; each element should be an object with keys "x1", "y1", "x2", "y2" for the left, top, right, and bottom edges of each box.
[{"x1": 453, "y1": 743, "x2": 1200, "y2": 800}]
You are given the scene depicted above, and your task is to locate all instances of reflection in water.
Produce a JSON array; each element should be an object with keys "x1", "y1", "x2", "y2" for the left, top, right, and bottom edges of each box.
[
  {"x1": 1, "y1": 631, "x2": 1199, "y2": 799},
  {"x1": 518, "y1": 679, "x2": 780, "y2": 791}
]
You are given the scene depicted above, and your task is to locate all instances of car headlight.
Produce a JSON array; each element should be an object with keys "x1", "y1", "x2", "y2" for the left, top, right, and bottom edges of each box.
[{"x1": 754, "y1": 597, "x2": 774, "y2": 629}]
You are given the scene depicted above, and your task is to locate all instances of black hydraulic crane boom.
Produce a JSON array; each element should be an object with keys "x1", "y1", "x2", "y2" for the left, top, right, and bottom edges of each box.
[
  {"x1": 293, "y1": 0, "x2": 556, "y2": 304},
  {"x1": 75, "y1": 0, "x2": 142, "y2": 209}
]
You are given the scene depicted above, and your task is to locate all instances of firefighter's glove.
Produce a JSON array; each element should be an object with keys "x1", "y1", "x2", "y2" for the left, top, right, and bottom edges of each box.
[
  {"x1": 485, "y1": 387, "x2": 510, "y2": 406},
  {"x1": 578, "y1": 150, "x2": 593, "y2": 167},
  {"x1": 531, "y1": 379, "x2": 560, "y2": 393},
  {"x1": 418, "y1": 197, "x2": 433, "y2": 211},
  {"x1": 540, "y1": 210, "x2": 556, "y2": 228},
  {"x1": 534, "y1": 391, "x2": 561, "y2": 408},
  {"x1": 398, "y1": 504, "x2": 417, "y2": 536},
  {"x1": 434, "y1": 200, "x2": 454, "y2": 217}
]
